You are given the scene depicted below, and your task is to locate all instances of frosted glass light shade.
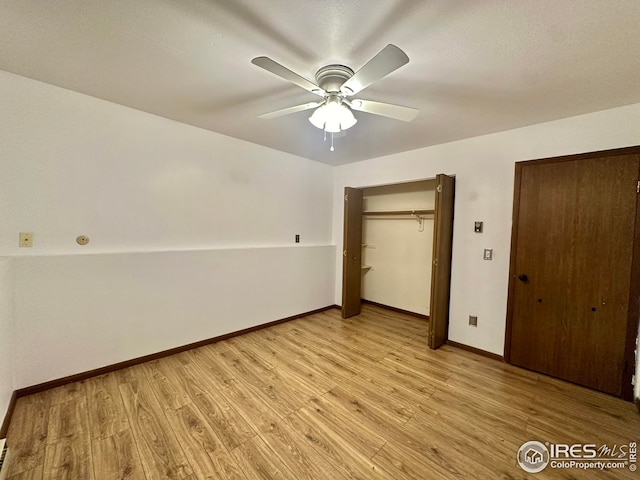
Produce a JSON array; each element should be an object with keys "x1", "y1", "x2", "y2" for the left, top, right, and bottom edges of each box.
[
  {"x1": 338, "y1": 107, "x2": 357, "y2": 130},
  {"x1": 308, "y1": 105, "x2": 328, "y2": 129},
  {"x1": 308, "y1": 99, "x2": 357, "y2": 132}
]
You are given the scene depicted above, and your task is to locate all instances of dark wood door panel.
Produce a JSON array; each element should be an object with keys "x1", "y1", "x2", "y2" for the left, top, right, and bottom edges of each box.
[
  {"x1": 509, "y1": 153, "x2": 639, "y2": 396},
  {"x1": 342, "y1": 187, "x2": 363, "y2": 318},
  {"x1": 429, "y1": 174, "x2": 455, "y2": 349}
]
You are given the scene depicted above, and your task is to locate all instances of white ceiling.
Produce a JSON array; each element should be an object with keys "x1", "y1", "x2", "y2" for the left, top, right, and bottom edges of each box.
[{"x1": 1, "y1": 1, "x2": 639, "y2": 166}]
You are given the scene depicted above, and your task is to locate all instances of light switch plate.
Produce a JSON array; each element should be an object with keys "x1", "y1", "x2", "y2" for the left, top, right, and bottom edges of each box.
[
  {"x1": 19, "y1": 232, "x2": 33, "y2": 247},
  {"x1": 483, "y1": 248, "x2": 493, "y2": 260}
]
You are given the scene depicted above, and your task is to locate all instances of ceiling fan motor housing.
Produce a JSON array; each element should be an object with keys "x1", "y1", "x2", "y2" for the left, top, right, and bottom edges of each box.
[{"x1": 315, "y1": 65, "x2": 354, "y2": 94}]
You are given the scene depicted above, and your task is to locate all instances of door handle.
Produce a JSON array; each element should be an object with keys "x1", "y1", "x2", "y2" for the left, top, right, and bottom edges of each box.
[{"x1": 518, "y1": 274, "x2": 529, "y2": 282}]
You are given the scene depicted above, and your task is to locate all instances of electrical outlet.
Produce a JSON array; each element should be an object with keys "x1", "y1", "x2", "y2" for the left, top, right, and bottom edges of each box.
[
  {"x1": 295, "y1": 234, "x2": 300, "y2": 243},
  {"x1": 469, "y1": 315, "x2": 478, "y2": 327},
  {"x1": 19, "y1": 232, "x2": 33, "y2": 247}
]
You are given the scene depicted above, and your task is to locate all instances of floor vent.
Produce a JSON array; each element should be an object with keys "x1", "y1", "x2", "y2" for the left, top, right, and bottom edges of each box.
[{"x1": 0, "y1": 438, "x2": 8, "y2": 480}]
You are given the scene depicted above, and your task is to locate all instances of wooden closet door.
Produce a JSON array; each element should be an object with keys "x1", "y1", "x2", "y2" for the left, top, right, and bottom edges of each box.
[
  {"x1": 342, "y1": 187, "x2": 363, "y2": 318},
  {"x1": 508, "y1": 152, "x2": 640, "y2": 396},
  {"x1": 429, "y1": 174, "x2": 455, "y2": 348}
]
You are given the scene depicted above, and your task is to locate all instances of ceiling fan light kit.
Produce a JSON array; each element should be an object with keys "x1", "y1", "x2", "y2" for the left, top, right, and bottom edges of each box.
[
  {"x1": 308, "y1": 95, "x2": 357, "y2": 133},
  {"x1": 251, "y1": 44, "x2": 419, "y2": 151}
]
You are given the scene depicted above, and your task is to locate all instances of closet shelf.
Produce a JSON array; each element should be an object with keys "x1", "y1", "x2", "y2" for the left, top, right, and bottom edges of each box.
[
  {"x1": 363, "y1": 209, "x2": 432, "y2": 232},
  {"x1": 361, "y1": 265, "x2": 373, "y2": 270},
  {"x1": 363, "y1": 209, "x2": 434, "y2": 216}
]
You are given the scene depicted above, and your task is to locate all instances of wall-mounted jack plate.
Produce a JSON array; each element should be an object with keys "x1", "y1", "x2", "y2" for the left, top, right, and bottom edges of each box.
[
  {"x1": 19, "y1": 232, "x2": 33, "y2": 247},
  {"x1": 76, "y1": 235, "x2": 90, "y2": 246},
  {"x1": 469, "y1": 315, "x2": 478, "y2": 327},
  {"x1": 474, "y1": 221, "x2": 483, "y2": 233}
]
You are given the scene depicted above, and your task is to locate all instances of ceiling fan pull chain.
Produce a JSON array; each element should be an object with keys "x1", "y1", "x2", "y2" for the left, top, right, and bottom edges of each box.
[{"x1": 330, "y1": 132, "x2": 335, "y2": 152}]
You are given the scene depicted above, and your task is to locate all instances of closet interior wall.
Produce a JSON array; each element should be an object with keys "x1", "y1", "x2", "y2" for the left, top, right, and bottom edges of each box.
[{"x1": 362, "y1": 180, "x2": 436, "y2": 316}]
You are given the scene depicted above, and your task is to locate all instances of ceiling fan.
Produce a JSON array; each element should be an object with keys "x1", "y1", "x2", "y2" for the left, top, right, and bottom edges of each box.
[{"x1": 251, "y1": 44, "x2": 419, "y2": 149}]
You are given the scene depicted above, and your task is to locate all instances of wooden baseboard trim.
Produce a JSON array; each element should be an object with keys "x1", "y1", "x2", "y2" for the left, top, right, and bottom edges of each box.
[
  {"x1": 11, "y1": 304, "x2": 340, "y2": 401},
  {"x1": 446, "y1": 340, "x2": 504, "y2": 362},
  {"x1": 0, "y1": 391, "x2": 18, "y2": 438},
  {"x1": 361, "y1": 299, "x2": 429, "y2": 320}
]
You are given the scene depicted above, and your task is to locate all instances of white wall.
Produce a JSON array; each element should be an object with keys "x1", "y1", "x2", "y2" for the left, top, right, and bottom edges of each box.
[
  {"x1": 362, "y1": 181, "x2": 436, "y2": 315},
  {"x1": 0, "y1": 71, "x2": 332, "y2": 255},
  {"x1": 12, "y1": 246, "x2": 334, "y2": 388},
  {"x1": 0, "y1": 70, "x2": 336, "y2": 388},
  {"x1": 0, "y1": 258, "x2": 15, "y2": 423},
  {"x1": 333, "y1": 103, "x2": 640, "y2": 355}
]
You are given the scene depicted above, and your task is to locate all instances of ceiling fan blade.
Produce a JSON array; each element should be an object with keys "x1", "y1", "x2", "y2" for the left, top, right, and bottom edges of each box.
[
  {"x1": 350, "y1": 99, "x2": 419, "y2": 122},
  {"x1": 258, "y1": 101, "x2": 323, "y2": 120},
  {"x1": 251, "y1": 56, "x2": 324, "y2": 96},
  {"x1": 341, "y1": 44, "x2": 410, "y2": 96}
]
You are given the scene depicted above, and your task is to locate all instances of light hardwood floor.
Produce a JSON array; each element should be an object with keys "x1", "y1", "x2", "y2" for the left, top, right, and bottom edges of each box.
[{"x1": 4, "y1": 304, "x2": 640, "y2": 479}]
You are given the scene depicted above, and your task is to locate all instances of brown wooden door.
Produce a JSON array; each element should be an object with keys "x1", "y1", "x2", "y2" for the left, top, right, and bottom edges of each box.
[
  {"x1": 508, "y1": 152, "x2": 640, "y2": 396},
  {"x1": 342, "y1": 187, "x2": 363, "y2": 318},
  {"x1": 429, "y1": 174, "x2": 456, "y2": 348}
]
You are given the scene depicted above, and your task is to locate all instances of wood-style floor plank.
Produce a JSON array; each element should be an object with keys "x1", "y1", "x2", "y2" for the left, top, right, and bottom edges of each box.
[
  {"x1": 139, "y1": 357, "x2": 192, "y2": 411},
  {"x1": 162, "y1": 403, "x2": 248, "y2": 480},
  {"x1": 85, "y1": 373, "x2": 130, "y2": 439},
  {"x1": 305, "y1": 394, "x2": 388, "y2": 458},
  {"x1": 43, "y1": 396, "x2": 94, "y2": 480},
  {"x1": 185, "y1": 346, "x2": 237, "y2": 388},
  {"x1": 256, "y1": 421, "x2": 348, "y2": 480},
  {"x1": 91, "y1": 429, "x2": 146, "y2": 480},
  {"x1": 284, "y1": 407, "x2": 396, "y2": 480},
  {"x1": 4, "y1": 393, "x2": 50, "y2": 477},
  {"x1": 5, "y1": 304, "x2": 640, "y2": 480},
  {"x1": 177, "y1": 362, "x2": 256, "y2": 451},
  {"x1": 119, "y1": 379, "x2": 193, "y2": 480},
  {"x1": 230, "y1": 435, "x2": 295, "y2": 480},
  {"x1": 373, "y1": 437, "x2": 470, "y2": 480},
  {"x1": 4, "y1": 465, "x2": 44, "y2": 480}
]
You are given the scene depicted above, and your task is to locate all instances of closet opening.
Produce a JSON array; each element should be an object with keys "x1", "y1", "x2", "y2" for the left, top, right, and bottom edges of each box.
[{"x1": 342, "y1": 174, "x2": 455, "y2": 349}]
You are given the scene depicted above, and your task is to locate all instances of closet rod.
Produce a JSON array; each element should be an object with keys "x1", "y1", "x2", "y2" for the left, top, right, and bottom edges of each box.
[{"x1": 363, "y1": 209, "x2": 434, "y2": 216}]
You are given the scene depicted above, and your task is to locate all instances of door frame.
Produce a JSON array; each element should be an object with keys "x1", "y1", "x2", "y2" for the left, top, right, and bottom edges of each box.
[{"x1": 504, "y1": 145, "x2": 640, "y2": 401}]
